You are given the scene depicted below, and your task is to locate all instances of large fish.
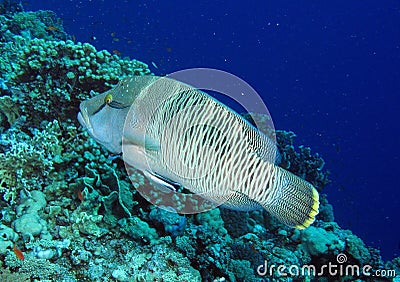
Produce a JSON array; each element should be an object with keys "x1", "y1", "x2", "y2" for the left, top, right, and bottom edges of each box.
[{"x1": 78, "y1": 76, "x2": 319, "y2": 229}]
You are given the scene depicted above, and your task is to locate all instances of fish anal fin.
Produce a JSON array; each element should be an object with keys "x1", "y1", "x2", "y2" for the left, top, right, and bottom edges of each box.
[{"x1": 220, "y1": 191, "x2": 262, "y2": 211}]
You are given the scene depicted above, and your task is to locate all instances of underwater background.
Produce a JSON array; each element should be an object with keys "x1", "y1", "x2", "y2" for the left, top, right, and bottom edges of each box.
[{"x1": 0, "y1": 0, "x2": 399, "y2": 281}]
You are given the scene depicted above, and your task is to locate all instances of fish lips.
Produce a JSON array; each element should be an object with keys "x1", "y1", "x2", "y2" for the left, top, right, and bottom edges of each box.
[{"x1": 77, "y1": 105, "x2": 93, "y2": 132}]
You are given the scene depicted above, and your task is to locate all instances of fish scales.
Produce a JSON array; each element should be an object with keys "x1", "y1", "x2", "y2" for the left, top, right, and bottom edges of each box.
[{"x1": 78, "y1": 76, "x2": 319, "y2": 229}]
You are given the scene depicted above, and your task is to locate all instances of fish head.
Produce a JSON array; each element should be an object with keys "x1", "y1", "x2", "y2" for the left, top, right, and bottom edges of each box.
[
  {"x1": 77, "y1": 76, "x2": 159, "y2": 155},
  {"x1": 78, "y1": 90, "x2": 129, "y2": 154}
]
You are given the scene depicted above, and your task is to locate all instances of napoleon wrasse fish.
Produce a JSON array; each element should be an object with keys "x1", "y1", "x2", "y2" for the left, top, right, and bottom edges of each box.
[{"x1": 77, "y1": 76, "x2": 319, "y2": 229}]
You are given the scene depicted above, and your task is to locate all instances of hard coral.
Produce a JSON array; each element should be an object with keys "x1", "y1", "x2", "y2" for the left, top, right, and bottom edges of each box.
[
  {"x1": 0, "y1": 9, "x2": 68, "y2": 41},
  {"x1": 0, "y1": 37, "x2": 150, "y2": 127},
  {"x1": 0, "y1": 120, "x2": 62, "y2": 204},
  {"x1": 0, "y1": 10, "x2": 151, "y2": 129}
]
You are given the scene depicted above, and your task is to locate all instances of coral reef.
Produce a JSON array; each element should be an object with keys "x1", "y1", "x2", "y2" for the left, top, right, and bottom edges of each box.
[
  {"x1": 0, "y1": 7, "x2": 398, "y2": 282},
  {"x1": 0, "y1": 7, "x2": 150, "y2": 129}
]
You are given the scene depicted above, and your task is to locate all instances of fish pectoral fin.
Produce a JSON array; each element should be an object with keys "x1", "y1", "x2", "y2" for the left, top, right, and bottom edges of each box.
[
  {"x1": 123, "y1": 131, "x2": 160, "y2": 152},
  {"x1": 144, "y1": 138, "x2": 161, "y2": 152},
  {"x1": 143, "y1": 171, "x2": 181, "y2": 193}
]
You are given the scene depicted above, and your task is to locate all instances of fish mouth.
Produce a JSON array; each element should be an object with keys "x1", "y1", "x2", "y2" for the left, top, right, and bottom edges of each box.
[{"x1": 77, "y1": 105, "x2": 93, "y2": 131}]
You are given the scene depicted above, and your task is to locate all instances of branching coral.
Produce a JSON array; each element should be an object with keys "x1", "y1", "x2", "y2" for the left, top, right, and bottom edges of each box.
[
  {"x1": 0, "y1": 96, "x2": 19, "y2": 129},
  {"x1": 1, "y1": 10, "x2": 151, "y2": 129},
  {"x1": 0, "y1": 120, "x2": 63, "y2": 204},
  {"x1": 0, "y1": 9, "x2": 68, "y2": 41},
  {"x1": 0, "y1": 37, "x2": 151, "y2": 128}
]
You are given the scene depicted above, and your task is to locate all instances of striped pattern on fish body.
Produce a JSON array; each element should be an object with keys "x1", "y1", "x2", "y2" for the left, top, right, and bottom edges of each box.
[{"x1": 122, "y1": 77, "x2": 319, "y2": 229}]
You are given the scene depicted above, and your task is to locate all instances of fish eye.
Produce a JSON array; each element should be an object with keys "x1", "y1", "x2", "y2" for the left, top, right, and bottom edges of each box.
[{"x1": 104, "y1": 94, "x2": 113, "y2": 104}]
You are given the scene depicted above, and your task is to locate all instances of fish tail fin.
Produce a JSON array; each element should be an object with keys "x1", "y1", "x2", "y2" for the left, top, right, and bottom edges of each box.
[{"x1": 262, "y1": 169, "x2": 319, "y2": 229}]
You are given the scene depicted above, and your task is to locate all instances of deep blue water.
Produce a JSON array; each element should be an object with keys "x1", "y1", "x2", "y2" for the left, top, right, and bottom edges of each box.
[{"x1": 25, "y1": 0, "x2": 400, "y2": 260}]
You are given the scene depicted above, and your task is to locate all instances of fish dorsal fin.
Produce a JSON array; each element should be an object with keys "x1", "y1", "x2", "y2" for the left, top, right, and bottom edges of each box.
[
  {"x1": 242, "y1": 120, "x2": 281, "y2": 164},
  {"x1": 252, "y1": 131, "x2": 281, "y2": 164},
  {"x1": 240, "y1": 113, "x2": 281, "y2": 164}
]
